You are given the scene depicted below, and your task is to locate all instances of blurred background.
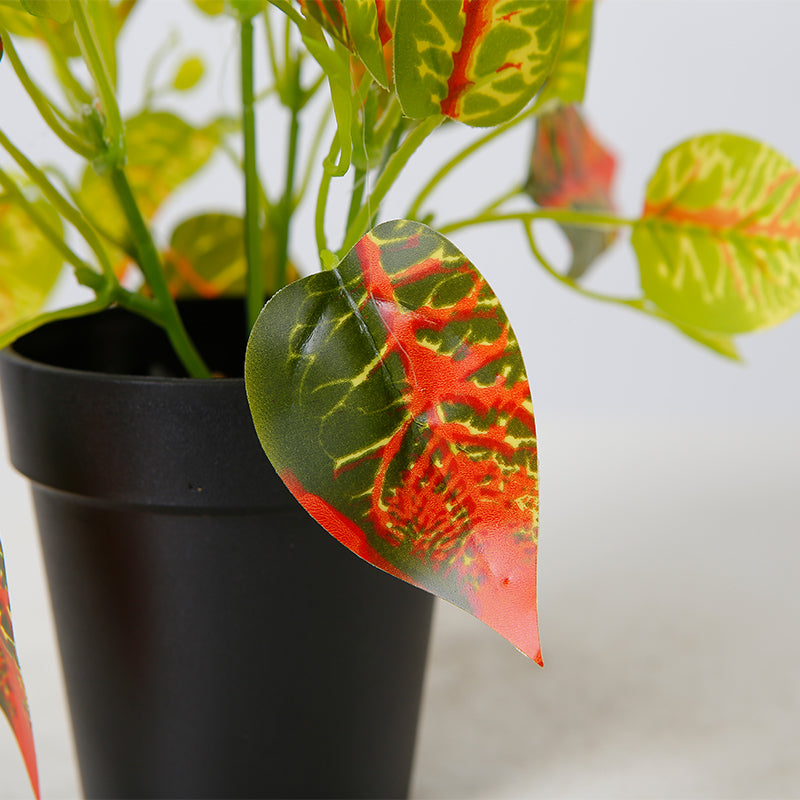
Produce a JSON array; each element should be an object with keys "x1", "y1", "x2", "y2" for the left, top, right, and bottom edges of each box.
[{"x1": 2, "y1": 1, "x2": 800, "y2": 797}]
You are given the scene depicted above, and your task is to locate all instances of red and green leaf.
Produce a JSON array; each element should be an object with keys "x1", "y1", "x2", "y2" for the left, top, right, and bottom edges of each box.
[
  {"x1": 633, "y1": 134, "x2": 800, "y2": 333},
  {"x1": 526, "y1": 104, "x2": 618, "y2": 278},
  {"x1": 393, "y1": 0, "x2": 566, "y2": 127},
  {"x1": 0, "y1": 540, "x2": 39, "y2": 799},
  {"x1": 245, "y1": 220, "x2": 541, "y2": 662},
  {"x1": 161, "y1": 213, "x2": 298, "y2": 298},
  {"x1": 537, "y1": 0, "x2": 594, "y2": 109}
]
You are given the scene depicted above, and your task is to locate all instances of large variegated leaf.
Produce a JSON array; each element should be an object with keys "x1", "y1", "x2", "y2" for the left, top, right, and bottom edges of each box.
[
  {"x1": 245, "y1": 220, "x2": 541, "y2": 662},
  {"x1": 393, "y1": 0, "x2": 566, "y2": 127},
  {"x1": 77, "y1": 111, "x2": 221, "y2": 250},
  {"x1": 633, "y1": 134, "x2": 800, "y2": 333},
  {"x1": 0, "y1": 194, "x2": 63, "y2": 342},
  {"x1": 162, "y1": 213, "x2": 297, "y2": 298},
  {"x1": 526, "y1": 104, "x2": 617, "y2": 278},
  {"x1": 0, "y1": 540, "x2": 39, "y2": 799},
  {"x1": 537, "y1": 0, "x2": 594, "y2": 109}
]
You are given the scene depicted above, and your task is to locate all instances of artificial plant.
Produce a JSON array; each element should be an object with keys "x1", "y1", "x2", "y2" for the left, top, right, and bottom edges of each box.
[{"x1": 2, "y1": 1, "x2": 800, "y2": 797}]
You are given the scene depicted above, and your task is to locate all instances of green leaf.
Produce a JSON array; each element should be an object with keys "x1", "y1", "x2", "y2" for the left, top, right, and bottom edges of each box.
[
  {"x1": 77, "y1": 111, "x2": 221, "y2": 249},
  {"x1": 633, "y1": 133, "x2": 800, "y2": 333},
  {"x1": 0, "y1": 193, "x2": 63, "y2": 338},
  {"x1": 344, "y1": 0, "x2": 390, "y2": 88},
  {"x1": 172, "y1": 55, "x2": 205, "y2": 91},
  {"x1": 0, "y1": 540, "x2": 39, "y2": 799},
  {"x1": 19, "y1": 0, "x2": 70, "y2": 23},
  {"x1": 537, "y1": 0, "x2": 594, "y2": 109},
  {"x1": 393, "y1": 0, "x2": 567, "y2": 127},
  {"x1": 526, "y1": 104, "x2": 618, "y2": 278},
  {"x1": 245, "y1": 219, "x2": 542, "y2": 662},
  {"x1": 297, "y1": 0, "x2": 352, "y2": 46},
  {"x1": 162, "y1": 213, "x2": 298, "y2": 298}
]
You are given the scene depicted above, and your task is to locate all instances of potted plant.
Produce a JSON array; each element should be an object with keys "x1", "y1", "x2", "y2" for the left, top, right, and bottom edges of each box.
[{"x1": 1, "y1": 1, "x2": 799, "y2": 798}]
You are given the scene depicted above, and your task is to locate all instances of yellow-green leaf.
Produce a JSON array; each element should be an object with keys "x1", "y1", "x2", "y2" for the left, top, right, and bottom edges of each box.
[
  {"x1": 633, "y1": 134, "x2": 800, "y2": 333},
  {"x1": 344, "y1": 0, "x2": 390, "y2": 89},
  {"x1": 172, "y1": 55, "x2": 205, "y2": 91},
  {"x1": 0, "y1": 195, "x2": 63, "y2": 337}
]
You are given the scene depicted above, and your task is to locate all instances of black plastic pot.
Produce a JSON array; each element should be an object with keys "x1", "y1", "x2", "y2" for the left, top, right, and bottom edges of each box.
[{"x1": 0, "y1": 301, "x2": 434, "y2": 800}]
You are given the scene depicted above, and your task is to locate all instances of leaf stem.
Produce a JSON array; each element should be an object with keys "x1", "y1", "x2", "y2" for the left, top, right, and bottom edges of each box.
[
  {"x1": 240, "y1": 17, "x2": 264, "y2": 330},
  {"x1": 338, "y1": 115, "x2": 444, "y2": 257},
  {"x1": 109, "y1": 166, "x2": 211, "y2": 378},
  {"x1": 439, "y1": 208, "x2": 634, "y2": 236}
]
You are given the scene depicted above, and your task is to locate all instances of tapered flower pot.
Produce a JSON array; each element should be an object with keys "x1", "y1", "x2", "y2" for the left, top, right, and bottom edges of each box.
[{"x1": 0, "y1": 301, "x2": 434, "y2": 800}]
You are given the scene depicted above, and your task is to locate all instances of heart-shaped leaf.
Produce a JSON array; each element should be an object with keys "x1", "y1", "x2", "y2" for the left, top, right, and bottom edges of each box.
[
  {"x1": 633, "y1": 133, "x2": 800, "y2": 333},
  {"x1": 245, "y1": 220, "x2": 541, "y2": 662},
  {"x1": 393, "y1": 0, "x2": 566, "y2": 127},
  {"x1": 0, "y1": 540, "x2": 39, "y2": 799},
  {"x1": 537, "y1": 0, "x2": 594, "y2": 109}
]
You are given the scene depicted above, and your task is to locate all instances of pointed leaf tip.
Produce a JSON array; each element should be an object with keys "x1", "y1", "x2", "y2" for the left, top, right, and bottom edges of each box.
[{"x1": 245, "y1": 220, "x2": 541, "y2": 660}]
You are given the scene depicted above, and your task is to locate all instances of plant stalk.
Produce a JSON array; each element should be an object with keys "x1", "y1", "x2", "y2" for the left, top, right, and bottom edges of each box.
[
  {"x1": 241, "y1": 17, "x2": 264, "y2": 330},
  {"x1": 109, "y1": 166, "x2": 211, "y2": 378}
]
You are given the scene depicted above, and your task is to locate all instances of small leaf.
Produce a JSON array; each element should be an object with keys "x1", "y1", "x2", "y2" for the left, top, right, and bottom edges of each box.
[
  {"x1": 172, "y1": 56, "x2": 205, "y2": 91},
  {"x1": 245, "y1": 220, "x2": 541, "y2": 662},
  {"x1": 0, "y1": 539, "x2": 40, "y2": 799},
  {"x1": 19, "y1": 0, "x2": 70, "y2": 23},
  {"x1": 0, "y1": 194, "x2": 63, "y2": 338},
  {"x1": 393, "y1": 0, "x2": 567, "y2": 127},
  {"x1": 77, "y1": 111, "x2": 221, "y2": 249},
  {"x1": 526, "y1": 104, "x2": 618, "y2": 278},
  {"x1": 297, "y1": 0, "x2": 353, "y2": 47},
  {"x1": 537, "y1": 0, "x2": 594, "y2": 109},
  {"x1": 633, "y1": 133, "x2": 800, "y2": 333},
  {"x1": 162, "y1": 213, "x2": 298, "y2": 298},
  {"x1": 192, "y1": 0, "x2": 225, "y2": 14}
]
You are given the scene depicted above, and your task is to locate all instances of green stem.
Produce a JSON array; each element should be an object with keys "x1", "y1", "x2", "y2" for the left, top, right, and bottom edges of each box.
[
  {"x1": 295, "y1": 104, "x2": 332, "y2": 206},
  {"x1": 241, "y1": 17, "x2": 264, "y2": 330},
  {"x1": 69, "y1": 0, "x2": 125, "y2": 166},
  {"x1": 522, "y1": 224, "x2": 643, "y2": 309},
  {"x1": 0, "y1": 31, "x2": 95, "y2": 159},
  {"x1": 439, "y1": 208, "x2": 634, "y2": 236},
  {"x1": 109, "y1": 166, "x2": 211, "y2": 378},
  {"x1": 406, "y1": 99, "x2": 544, "y2": 220},
  {"x1": 345, "y1": 167, "x2": 366, "y2": 234},
  {"x1": 275, "y1": 58, "x2": 302, "y2": 290},
  {"x1": 315, "y1": 135, "x2": 339, "y2": 263},
  {"x1": 338, "y1": 115, "x2": 444, "y2": 257}
]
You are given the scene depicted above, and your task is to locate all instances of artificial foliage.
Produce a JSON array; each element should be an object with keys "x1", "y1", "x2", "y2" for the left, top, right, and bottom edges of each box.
[{"x1": 0, "y1": 1, "x2": 799, "y2": 796}]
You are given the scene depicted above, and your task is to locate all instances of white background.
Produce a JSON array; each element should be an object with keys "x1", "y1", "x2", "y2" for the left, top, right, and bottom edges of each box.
[{"x1": 2, "y1": 1, "x2": 800, "y2": 797}]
